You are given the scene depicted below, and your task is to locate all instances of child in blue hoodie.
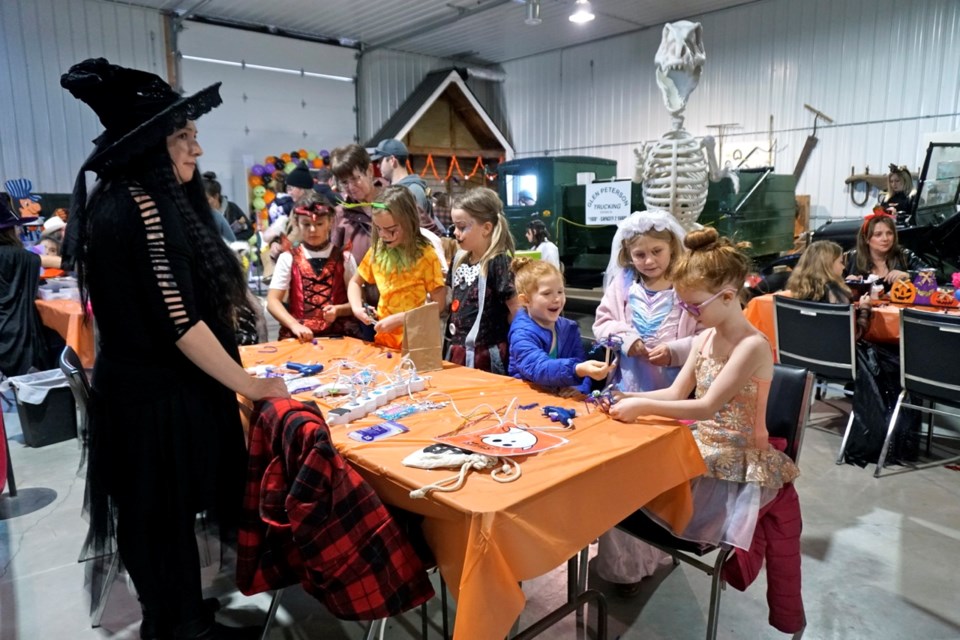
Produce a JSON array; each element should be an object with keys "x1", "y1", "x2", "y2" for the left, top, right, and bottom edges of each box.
[{"x1": 508, "y1": 257, "x2": 611, "y2": 395}]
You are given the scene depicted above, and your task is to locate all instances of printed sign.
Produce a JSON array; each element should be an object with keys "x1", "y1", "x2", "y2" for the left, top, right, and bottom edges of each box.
[{"x1": 585, "y1": 180, "x2": 632, "y2": 225}]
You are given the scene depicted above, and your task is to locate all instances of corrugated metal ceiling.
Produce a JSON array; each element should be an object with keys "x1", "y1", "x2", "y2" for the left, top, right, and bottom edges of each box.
[{"x1": 105, "y1": 0, "x2": 761, "y2": 63}]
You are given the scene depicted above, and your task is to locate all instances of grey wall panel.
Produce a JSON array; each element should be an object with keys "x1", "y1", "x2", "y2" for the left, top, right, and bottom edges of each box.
[
  {"x1": 502, "y1": 0, "x2": 960, "y2": 225},
  {"x1": 0, "y1": 0, "x2": 166, "y2": 194},
  {"x1": 358, "y1": 49, "x2": 451, "y2": 143},
  {"x1": 358, "y1": 48, "x2": 511, "y2": 147}
]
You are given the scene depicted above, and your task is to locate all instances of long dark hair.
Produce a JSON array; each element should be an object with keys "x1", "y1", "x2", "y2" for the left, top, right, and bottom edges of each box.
[
  {"x1": 854, "y1": 215, "x2": 905, "y2": 274},
  {"x1": 76, "y1": 141, "x2": 251, "y2": 330}
]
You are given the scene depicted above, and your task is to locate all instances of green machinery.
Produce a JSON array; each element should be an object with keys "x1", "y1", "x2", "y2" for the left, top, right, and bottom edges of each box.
[{"x1": 499, "y1": 156, "x2": 798, "y2": 287}]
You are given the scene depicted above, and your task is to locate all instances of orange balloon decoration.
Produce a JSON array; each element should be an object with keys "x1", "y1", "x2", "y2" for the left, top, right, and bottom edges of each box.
[
  {"x1": 312, "y1": 158, "x2": 323, "y2": 168},
  {"x1": 248, "y1": 175, "x2": 263, "y2": 187},
  {"x1": 263, "y1": 191, "x2": 276, "y2": 204},
  {"x1": 265, "y1": 156, "x2": 277, "y2": 165},
  {"x1": 281, "y1": 153, "x2": 292, "y2": 163},
  {"x1": 298, "y1": 148, "x2": 308, "y2": 158}
]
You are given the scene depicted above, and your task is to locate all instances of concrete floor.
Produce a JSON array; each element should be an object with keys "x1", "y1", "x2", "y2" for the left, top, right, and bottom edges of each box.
[{"x1": 3, "y1": 391, "x2": 959, "y2": 640}]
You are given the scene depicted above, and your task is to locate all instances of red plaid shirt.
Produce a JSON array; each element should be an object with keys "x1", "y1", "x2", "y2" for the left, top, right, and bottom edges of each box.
[{"x1": 237, "y1": 398, "x2": 434, "y2": 620}]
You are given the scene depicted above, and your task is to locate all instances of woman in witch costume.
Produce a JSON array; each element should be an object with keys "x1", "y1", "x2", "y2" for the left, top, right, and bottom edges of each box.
[{"x1": 61, "y1": 58, "x2": 287, "y2": 639}]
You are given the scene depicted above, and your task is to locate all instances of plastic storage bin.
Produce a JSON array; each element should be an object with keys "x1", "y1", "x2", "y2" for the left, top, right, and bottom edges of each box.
[{"x1": 8, "y1": 370, "x2": 77, "y2": 447}]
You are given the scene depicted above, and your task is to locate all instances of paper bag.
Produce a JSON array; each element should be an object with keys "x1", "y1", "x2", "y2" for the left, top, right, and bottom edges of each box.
[{"x1": 402, "y1": 302, "x2": 443, "y2": 372}]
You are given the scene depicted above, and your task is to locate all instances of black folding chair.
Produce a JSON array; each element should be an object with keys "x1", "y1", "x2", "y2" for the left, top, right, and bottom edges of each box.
[
  {"x1": 59, "y1": 346, "x2": 91, "y2": 447},
  {"x1": 875, "y1": 308, "x2": 960, "y2": 477},
  {"x1": 615, "y1": 364, "x2": 814, "y2": 640},
  {"x1": 772, "y1": 296, "x2": 857, "y2": 464}
]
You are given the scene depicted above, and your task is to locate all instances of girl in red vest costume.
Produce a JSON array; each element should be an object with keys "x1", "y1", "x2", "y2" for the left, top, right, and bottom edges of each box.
[{"x1": 267, "y1": 193, "x2": 364, "y2": 341}]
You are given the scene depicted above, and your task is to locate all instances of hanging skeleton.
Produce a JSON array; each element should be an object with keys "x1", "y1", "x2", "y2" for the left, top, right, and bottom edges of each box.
[{"x1": 635, "y1": 21, "x2": 736, "y2": 230}]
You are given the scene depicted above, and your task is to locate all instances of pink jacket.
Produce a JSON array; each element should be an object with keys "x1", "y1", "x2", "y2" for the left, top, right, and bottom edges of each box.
[{"x1": 592, "y1": 271, "x2": 702, "y2": 367}]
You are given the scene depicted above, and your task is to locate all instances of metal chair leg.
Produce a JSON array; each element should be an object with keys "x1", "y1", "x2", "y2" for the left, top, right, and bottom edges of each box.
[
  {"x1": 440, "y1": 575, "x2": 450, "y2": 640},
  {"x1": 91, "y1": 551, "x2": 121, "y2": 628},
  {"x1": 576, "y1": 546, "x2": 589, "y2": 620},
  {"x1": 835, "y1": 410, "x2": 857, "y2": 465},
  {"x1": 705, "y1": 547, "x2": 732, "y2": 640},
  {"x1": 512, "y1": 589, "x2": 608, "y2": 640},
  {"x1": 259, "y1": 588, "x2": 285, "y2": 640},
  {"x1": 875, "y1": 392, "x2": 906, "y2": 477},
  {"x1": 362, "y1": 618, "x2": 385, "y2": 640}
]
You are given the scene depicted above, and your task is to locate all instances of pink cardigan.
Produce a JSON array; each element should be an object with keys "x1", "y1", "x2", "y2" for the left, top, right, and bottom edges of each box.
[{"x1": 592, "y1": 271, "x2": 702, "y2": 368}]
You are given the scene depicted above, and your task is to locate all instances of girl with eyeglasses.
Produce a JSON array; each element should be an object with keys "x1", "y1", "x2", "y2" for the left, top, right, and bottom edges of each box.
[
  {"x1": 347, "y1": 186, "x2": 446, "y2": 349},
  {"x1": 445, "y1": 188, "x2": 520, "y2": 374},
  {"x1": 610, "y1": 227, "x2": 799, "y2": 553}
]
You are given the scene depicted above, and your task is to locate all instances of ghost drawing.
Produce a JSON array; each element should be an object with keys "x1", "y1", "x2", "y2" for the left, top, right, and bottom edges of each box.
[{"x1": 481, "y1": 426, "x2": 538, "y2": 451}]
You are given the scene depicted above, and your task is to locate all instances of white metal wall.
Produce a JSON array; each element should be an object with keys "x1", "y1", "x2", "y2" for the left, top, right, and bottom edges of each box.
[
  {"x1": 177, "y1": 21, "x2": 358, "y2": 206},
  {"x1": 502, "y1": 0, "x2": 960, "y2": 225},
  {"x1": 357, "y1": 49, "x2": 511, "y2": 146},
  {"x1": 0, "y1": 0, "x2": 166, "y2": 193}
]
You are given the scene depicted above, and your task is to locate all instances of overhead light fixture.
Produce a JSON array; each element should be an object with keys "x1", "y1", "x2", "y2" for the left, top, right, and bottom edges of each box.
[
  {"x1": 568, "y1": 0, "x2": 595, "y2": 23},
  {"x1": 525, "y1": 0, "x2": 542, "y2": 26}
]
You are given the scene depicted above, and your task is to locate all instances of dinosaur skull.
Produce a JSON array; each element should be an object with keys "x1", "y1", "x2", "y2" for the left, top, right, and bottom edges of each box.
[{"x1": 654, "y1": 21, "x2": 705, "y2": 115}]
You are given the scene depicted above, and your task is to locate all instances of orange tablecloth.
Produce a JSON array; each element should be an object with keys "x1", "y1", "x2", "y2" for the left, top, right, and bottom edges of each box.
[
  {"x1": 741, "y1": 293, "x2": 959, "y2": 349},
  {"x1": 34, "y1": 299, "x2": 95, "y2": 368},
  {"x1": 240, "y1": 338, "x2": 706, "y2": 640}
]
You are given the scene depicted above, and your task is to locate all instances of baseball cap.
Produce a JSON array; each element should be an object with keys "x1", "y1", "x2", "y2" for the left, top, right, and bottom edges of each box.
[{"x1": 369, "y1": 139, "x2": 409, "y2": 161}]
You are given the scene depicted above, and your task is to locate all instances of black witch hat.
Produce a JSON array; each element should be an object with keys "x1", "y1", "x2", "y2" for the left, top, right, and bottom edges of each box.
[{"x1": 61, "y1": 58, "x2": 222, "y2": 174}]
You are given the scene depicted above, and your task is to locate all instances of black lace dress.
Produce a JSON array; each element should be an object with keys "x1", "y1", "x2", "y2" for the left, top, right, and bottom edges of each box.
[{"x1": 81, "y1": 181, "x2": 246, "y2": 584}]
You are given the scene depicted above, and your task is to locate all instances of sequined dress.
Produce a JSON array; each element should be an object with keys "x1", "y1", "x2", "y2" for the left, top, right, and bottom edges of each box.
[{"x1": 650, "y1": 330, "x2": 800, "y2": 550}]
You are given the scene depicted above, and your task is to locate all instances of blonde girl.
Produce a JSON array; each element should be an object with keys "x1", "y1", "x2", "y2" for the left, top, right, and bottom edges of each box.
[
  {"x1": 507, "y1": 257, "x2": 610, "y2": 394},
  {"x1": 445, "y1": 188, "x2": 520, "y2": 373},
  {"x1": 594, "y1": 210, "x2": 701, "y2": 394},
  {"x1": 347, "y1": 186, "x2": 446, "y2": 349}
]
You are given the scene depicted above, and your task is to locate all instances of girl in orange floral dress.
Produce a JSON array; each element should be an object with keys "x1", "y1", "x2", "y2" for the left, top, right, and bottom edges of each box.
[{"x1": 347, "y1": 186, "x2": 446, "y2": 349}]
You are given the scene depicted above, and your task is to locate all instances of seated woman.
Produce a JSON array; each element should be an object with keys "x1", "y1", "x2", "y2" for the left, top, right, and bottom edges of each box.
[
  {"x1": 795, "y1": 242, "x2": 916, "y2": 466},
  {"x1": 843, "y1": 213, "x2": 928, "y2": 287},
  {"x1": 786, "y1": 240, "x2": 872, "y2": 337},
  {"x1": 879, "y1": 164, "x2": 913, "y2": 225}
]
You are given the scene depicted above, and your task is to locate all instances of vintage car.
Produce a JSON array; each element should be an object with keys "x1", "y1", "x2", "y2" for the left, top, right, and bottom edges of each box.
[{"x1": 813, "y1": 142, "x2": 960, "y2": 281}]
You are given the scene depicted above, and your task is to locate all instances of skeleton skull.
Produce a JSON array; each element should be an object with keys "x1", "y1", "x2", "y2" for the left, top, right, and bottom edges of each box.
[{"x1": 654, "y1": 21, "x2": 705, "y2": 115}]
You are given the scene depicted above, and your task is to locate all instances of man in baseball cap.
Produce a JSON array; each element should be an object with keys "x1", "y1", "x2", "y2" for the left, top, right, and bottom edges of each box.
[{"x1": 369, "y1": 139, "x2": 443, "y2": 234}]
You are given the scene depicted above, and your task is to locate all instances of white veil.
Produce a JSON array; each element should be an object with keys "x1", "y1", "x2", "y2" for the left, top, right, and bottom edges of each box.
[{"x1": 603, "y1": 210, "x2": 688, "y2": 287}]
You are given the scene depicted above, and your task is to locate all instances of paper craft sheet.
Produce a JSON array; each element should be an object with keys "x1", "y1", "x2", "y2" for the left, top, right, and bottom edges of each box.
[{"x1": 434, "y1": 422, "x2": 568, "y2": 457}]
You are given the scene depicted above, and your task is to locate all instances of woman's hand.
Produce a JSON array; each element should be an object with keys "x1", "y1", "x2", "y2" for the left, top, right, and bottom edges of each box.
[
  {"x1": 575, "y1": 360, "x2": 612, "y2": 381},
  {"x1": 858, "y1": 293, "x2": 872, "y2": 308},
  {"x1": 626, "y1": 339, "x2": 647, "y2": 358},
  {"x1": 374, "y1": 312, "x2": 404, "y2": 334},
  {"x1": 609, "y1": 397, "x2": 648, "y2": 423},
  {"x1": 884, "y1": 269, "x2": 910, "y2": 284},
  {"x1": 646, "y1": 344, "x2": 671, "y2": 366},
  {"x1": 242, "y1": 376, "x2": 290, "y2": 401}
]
